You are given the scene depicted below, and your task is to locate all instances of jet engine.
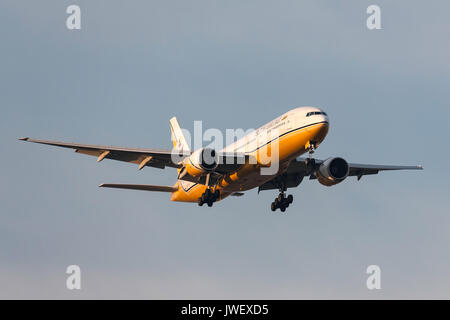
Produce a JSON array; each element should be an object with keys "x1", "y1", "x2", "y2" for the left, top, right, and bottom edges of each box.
[
  {"x1": 183, "y1": 148, "x2": 218, "y2": 177},
  {"x1": 316, "y1": 157, "x2": 349, "y2": 186}
]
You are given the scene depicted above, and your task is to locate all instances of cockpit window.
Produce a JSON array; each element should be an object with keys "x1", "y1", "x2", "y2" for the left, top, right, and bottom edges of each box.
[{"x1": 306, "y1": 111, "x2": 327, "y2": 117}]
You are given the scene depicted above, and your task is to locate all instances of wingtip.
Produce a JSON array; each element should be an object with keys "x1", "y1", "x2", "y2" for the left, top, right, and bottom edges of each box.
[{"x1": 19, "y1": 137, "x2": 29, "y2": 141}]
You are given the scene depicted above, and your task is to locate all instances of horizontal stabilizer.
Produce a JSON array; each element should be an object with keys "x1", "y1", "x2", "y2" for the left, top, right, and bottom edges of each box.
[{"x1": 99, "y1": 184, "x2": 177, "y2": 192}]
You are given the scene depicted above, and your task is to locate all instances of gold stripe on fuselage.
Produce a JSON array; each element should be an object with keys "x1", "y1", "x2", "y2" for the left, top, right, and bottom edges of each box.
[{"x1": 170, "y1": 121, "x2": 329, "y2": 203}]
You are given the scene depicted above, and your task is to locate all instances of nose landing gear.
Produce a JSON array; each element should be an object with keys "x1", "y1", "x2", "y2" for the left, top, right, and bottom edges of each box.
[{"x1": 306, "y1": 140, "x2": 317, "y2": 157}]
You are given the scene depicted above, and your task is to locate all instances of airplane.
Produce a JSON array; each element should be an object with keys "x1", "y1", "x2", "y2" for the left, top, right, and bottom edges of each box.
[{"x1": 19, "y1": 106, "x2": 422, "y2": 212}]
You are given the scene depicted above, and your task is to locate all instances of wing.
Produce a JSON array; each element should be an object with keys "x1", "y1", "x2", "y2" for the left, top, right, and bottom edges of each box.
[
  {"x1": 19, "y1": 137, "x2": 190, "y2": 169},
  {"x1": 99, "y1": 184, "x2": 177, "y2": 192},
  {"x1": 258, "y1": 157, "x2": 423, "y2": 191},
  {"x1": 345, "y1": 161, "x2": 423, "y2": 180},
  {"x1": 19, "y1": 137, "x2": 249, "y2": 175}
]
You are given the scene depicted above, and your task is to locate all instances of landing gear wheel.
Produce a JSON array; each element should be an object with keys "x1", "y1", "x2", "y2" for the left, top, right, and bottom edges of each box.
[
  {"x1": 287, "y1": 194, "x2": 293, "y2": 204},
  {"x1": 270, "y1": 178, "x2": 293, "y2": 212},
  {"x1": 200, "y1": 188, "x2": 220, "y2": 208},
  {"x1": 271, "y1": 202, "x2": 277, "y2": 211},
  {"x1": 277, "y1": 194, "x2": 284, "y2": 202}
]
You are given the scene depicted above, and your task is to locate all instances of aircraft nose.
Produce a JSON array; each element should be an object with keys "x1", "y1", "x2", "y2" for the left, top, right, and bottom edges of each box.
[
  {"x1": 319, "y1": 119, "x2": 329, "y2": 132},
  {"x1": 319, "y1": 110, "x2": 329, "y2": 125},
  {"x1": 313, "y1": 117, "x2": 329, "y2": 142}
]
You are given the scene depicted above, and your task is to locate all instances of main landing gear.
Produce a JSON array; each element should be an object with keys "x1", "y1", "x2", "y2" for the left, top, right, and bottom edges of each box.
[
  {"x1": 268, "y1": 142, "x2": 317, "y2": 213},
  {"x1": 198, "y1": 188, "x2": 220, "y2": 207},
  {"x1": 198, "y1": 173, "x2": 220, "y2": 207},
  {"x1": 271, "y1": 192, "x2": 293, "y2": 212},
  {"x1": 270, "y1": 180, "x2": 293, "y2": 213}
]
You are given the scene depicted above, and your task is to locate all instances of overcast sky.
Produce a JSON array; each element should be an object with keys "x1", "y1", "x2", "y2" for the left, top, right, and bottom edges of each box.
[{"x1": 1, "y1": 0, "x2": 449, "y2": 299}]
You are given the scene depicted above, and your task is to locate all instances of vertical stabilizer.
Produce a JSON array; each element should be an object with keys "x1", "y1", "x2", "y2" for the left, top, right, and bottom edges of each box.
[{"x1": 169, "y1": 117, "x2": 190, "y2": 152}]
